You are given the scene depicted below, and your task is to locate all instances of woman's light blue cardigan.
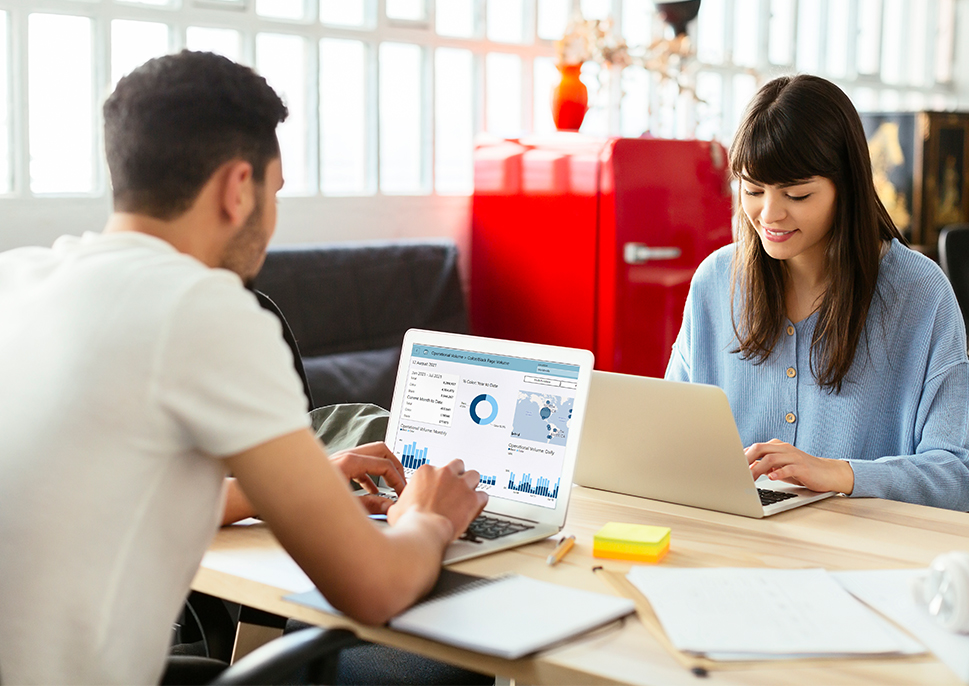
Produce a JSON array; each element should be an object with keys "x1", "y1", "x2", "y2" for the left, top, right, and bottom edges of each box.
[{"x1": 666, "y1": 239, "x2": 969, "y2": 511}]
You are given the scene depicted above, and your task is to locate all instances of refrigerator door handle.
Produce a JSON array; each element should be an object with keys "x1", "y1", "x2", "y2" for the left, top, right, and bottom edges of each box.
[{"x1": 623, "y1": 243, "x2": 682, "y2": 264}]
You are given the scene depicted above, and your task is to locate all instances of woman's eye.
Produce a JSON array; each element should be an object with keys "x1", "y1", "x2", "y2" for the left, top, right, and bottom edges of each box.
[
  {"x1": 743, "y1": 188, "x2": 763, "y2": 197},
  {"x1": 787, "y1": 193, "x2": 810, "y2": 201}
]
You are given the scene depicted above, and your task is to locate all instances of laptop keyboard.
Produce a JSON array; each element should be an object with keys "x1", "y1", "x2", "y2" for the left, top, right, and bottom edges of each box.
[
  {"x1": 369, "y1": 492, "x2": 535, "y2": 542},
  {"x1": 460, "y1": 514, "x2": 535, "y2": 542},
  {"x1": 758, "y1": 488, "x2": 798, "y2": 506}
]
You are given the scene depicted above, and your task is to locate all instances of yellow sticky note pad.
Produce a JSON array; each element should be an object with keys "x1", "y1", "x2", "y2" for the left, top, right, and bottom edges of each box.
[
  {"x1": 594, "y1": 538, "x2": 670, "y2": 562},
  {"x1": 593, "y1": 522, "x2": 670, "y2": 563}
]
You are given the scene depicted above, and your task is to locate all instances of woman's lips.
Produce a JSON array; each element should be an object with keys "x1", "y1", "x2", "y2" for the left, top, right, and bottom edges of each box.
[{"x1": 762, "y1": 226, "x2": 796, "y2": 242}]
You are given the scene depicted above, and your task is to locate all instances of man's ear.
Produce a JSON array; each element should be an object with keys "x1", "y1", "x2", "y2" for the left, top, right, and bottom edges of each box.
[{"x1": 221, "y1": 160, "x2": 256, "y2": 228}]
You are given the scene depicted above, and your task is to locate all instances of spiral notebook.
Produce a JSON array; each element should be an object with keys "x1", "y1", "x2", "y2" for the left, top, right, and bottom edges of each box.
[{"x1": 285, "y1": 569, "x2": 635, "y2": 659}]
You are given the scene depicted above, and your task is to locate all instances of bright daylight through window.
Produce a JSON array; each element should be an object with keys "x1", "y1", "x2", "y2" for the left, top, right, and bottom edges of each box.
[{"x1": 0, "y1": 0, "x2": 958, "y2": 201}]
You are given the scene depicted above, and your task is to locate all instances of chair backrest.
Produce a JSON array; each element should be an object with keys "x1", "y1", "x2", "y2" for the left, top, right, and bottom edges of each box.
[
  {"x1": 939, "y1": 224, "x2": 969, "y2": 333},
  {"x1": 252, "y1": 289, "x2": 314, "y2": 411}
]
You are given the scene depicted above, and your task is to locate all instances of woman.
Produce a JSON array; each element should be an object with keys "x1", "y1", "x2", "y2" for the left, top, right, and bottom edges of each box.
[{"x1": 666, "y1": 74, "x2": 969, "y2": 510}]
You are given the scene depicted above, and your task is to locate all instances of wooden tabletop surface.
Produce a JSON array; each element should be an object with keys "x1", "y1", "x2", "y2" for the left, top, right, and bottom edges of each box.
[{"x1": 193, "y1": 487, "x2": 969, "y2": 685}]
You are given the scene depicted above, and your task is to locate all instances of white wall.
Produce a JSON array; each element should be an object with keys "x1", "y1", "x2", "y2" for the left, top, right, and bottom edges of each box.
[{"x1": 0, "y1": 193, "x2": 472, "y2": 250}]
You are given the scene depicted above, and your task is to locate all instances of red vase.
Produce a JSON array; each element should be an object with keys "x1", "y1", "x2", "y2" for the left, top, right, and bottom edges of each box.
[{"x1": 550, "y1": 64, "x2": 588, "y2": 131}]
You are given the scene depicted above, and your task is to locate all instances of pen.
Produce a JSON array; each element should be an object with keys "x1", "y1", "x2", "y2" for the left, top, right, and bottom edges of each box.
[{"x1": 547, "y1": 534, "x2": 576, "y2": 566}]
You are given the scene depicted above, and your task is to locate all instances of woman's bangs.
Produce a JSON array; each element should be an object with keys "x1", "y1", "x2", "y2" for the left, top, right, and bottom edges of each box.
[{"x1": 732, "y1": 114, "x2": 818, "y2": 186}]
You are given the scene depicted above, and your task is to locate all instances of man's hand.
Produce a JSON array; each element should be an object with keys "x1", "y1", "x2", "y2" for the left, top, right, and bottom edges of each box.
[
  {"x1": 387, "y1": 459, "x2": 488, "y2": 541},
  {"x1": 329, "y1": 442, "x2": 406, "y2": 515},
  {"x1": 746, "y1": 439, "x2": 854, "y2": 494}
]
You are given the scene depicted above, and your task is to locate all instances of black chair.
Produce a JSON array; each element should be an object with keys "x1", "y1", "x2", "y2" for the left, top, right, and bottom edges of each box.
[
  {"x1": 163, "y1": 626, "x2": 360, "y2": 685},
  {"x1": 253, "y1": 288, "x2": 314, "y2": 411},
  {"x1": 939, "y1": 224, "x2": 969, "y2": 337},
  {"x1": 212, "y1": 627, "x2": 360, "y2": 685}
]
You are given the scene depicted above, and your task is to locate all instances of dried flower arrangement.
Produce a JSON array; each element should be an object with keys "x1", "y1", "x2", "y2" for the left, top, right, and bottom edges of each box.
[{"x1": 554, "y1": 14, "x2": 698, "y2": 99}]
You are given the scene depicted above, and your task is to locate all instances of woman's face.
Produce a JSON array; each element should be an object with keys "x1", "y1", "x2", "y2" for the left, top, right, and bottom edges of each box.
[{"x1": 739, "y1": 175, "x2": 838, "y2": 267}]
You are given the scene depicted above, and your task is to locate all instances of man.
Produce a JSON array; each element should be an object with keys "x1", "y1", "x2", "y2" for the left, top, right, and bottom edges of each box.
[{"x1": 0, "y1": 50, "x2": 487, "y2": 685}]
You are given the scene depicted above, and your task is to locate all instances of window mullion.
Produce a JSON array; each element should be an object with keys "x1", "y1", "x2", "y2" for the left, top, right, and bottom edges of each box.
[
  {"x1": 10, "y1": 4, "x2": 27, "y2": 196},
  {"x1": 367, "y1": 38, "x2": 380, "y2": 195}
]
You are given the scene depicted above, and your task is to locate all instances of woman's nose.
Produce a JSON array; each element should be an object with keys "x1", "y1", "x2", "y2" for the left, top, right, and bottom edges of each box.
[{"x1": 760, "y1": 193, "x2": 786, "y2": 224}]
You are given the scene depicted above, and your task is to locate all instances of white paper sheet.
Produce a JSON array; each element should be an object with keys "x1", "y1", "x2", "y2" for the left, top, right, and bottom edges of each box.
[
  {"x1": 201, "y1": 546, "x2": 315, "y2": 595},
  {"x1": 627, "y1": 567, "x2": 924, "y2": 659},
  {"x1": 833, "y1": 569, "x2": 969, "y2": 683}
]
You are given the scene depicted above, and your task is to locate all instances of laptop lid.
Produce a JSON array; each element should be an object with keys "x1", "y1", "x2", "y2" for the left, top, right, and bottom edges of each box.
[
  {"x1": 386, "y1": 329, "x2": 594, "y2": 539},
  {"x1": 574, "y1": 371, "x2": 834, "y2": 518}
]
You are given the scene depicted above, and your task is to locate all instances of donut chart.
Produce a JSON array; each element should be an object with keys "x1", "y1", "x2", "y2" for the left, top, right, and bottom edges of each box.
[{"x1": 469, "y1": 393, "x2": 499, "y2": 425}]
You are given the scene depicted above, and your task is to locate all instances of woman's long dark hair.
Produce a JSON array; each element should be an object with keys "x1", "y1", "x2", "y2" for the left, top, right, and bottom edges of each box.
[{"x1": 728, "y1": 75, "x2": 904, "y2": 393}]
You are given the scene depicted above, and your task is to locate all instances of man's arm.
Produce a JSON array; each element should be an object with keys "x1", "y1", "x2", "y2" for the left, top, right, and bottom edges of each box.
[
  {"x1": 221, "y1": 441, "x2": 408, "y2": 525},
  {"x1": 225, "y1": 428, "x2": 486, "y2": 625}
]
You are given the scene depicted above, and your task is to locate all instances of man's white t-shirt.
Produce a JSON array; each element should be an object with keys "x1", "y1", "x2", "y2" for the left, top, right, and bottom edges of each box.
[{"x1": 0, "y1": 232, "x2": 311, "y2": 684}]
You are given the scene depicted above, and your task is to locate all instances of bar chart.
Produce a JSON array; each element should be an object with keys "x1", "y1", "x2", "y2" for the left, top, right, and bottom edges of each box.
[
  {"x1": 400, "y1": 441, "x2": 431, "y2": 470},
  {"x1": 507, "y1": 471, "x2": 560, "y2": 499}
]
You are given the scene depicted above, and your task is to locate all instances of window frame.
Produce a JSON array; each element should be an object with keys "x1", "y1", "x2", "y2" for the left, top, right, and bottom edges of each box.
[{"x1": 0, "y1": 0, "x2": 962, "y2": 203}]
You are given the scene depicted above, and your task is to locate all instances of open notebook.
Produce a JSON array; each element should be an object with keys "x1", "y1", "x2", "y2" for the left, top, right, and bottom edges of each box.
[{"x1": 286, "y1": 569, "x2": 635, "y2": 659}]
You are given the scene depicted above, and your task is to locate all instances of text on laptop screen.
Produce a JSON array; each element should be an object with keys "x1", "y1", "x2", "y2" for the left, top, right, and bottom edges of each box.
[{"x1": 391, "y1": 344, "x2": 581, "y2": 509}]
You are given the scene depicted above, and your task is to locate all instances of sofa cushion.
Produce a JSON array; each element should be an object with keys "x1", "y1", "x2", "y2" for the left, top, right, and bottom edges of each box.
[{"x1": 251, "y1": 239, "x2": 468, "y2": 409}]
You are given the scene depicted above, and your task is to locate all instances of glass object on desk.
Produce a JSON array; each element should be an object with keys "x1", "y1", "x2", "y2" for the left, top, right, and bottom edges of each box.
[
  {"x1": 379, "y1": 42, "x2": 424, "y2": 194},
  {"x1": 435, "y1": 48, "x2": 473, "y2": 195},
  {"x1": 186, "y1": 27, "x2": 241, "y2": 63},
  {"x1": 321, "y1": 39, "x2": 368, "y2": 195},
  {"x1": 29, "y1": 13, "x2": 93, "y2": 194},
  {"x1": 256, "y1": 33, "x2": 309, "y2": 195},
  {"x1": 111, "y1": 20, "x2": 169, "y2": 88}
]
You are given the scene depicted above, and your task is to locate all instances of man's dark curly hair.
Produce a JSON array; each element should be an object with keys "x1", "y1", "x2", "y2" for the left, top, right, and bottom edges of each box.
[{"x1": 103, "y1": 50, "x2": 288, "y2": 220}]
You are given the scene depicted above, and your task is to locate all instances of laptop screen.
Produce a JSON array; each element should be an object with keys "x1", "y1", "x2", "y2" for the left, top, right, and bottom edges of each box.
[{"x1": 389, "y1": 342, "x2": 582, "y2": 510}]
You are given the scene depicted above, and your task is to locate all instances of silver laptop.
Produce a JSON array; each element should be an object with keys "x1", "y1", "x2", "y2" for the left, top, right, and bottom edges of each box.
[
  {"x1": 574, "y1": 371, "x2": 835, "y2": 518},
  {"x1": 384, "y1": 329, "x2": 595, "y2": 563}
]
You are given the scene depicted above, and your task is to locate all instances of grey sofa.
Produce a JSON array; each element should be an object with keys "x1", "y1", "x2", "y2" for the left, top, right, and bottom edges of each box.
[{"x1": 251, "y1": 239, "x2": 468, "y2": 410}]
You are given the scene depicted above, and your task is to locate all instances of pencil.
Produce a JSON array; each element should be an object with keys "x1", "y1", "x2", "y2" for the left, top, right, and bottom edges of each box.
[{"x1": 547, "y1": 534, "x2": 576, "y2": 566}]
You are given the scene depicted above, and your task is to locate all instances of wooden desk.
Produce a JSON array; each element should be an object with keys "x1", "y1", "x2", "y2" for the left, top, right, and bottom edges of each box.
[{"x1": 192, "y1": 488, "x2": 969, "y2": 685}]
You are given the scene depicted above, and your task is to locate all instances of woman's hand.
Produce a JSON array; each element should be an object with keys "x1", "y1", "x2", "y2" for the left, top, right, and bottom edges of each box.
[{"x1": 746, "y1": 439, "x2": 854, "y2": 494}]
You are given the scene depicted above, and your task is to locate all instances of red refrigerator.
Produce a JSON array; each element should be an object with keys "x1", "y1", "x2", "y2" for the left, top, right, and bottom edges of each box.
[{"x1": 470, "y1": 134, "x2": 733, "y2": 377}]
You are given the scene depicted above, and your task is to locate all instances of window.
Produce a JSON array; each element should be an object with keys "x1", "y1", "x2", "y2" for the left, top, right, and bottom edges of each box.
[
  {"x1": 0, "y1": 0, "x2": 961, "y2": 207},
  {"x1": 28, "y1": 13, "x2": 94, "y2": 194},
  {"x1": 0, "y1": 10, "x2": 9, "y2": 194},
  {"x1": 111, "y1": 20, "x2": 169, "y2": 87},
  {"x1": 256, "y1": 33, "x2": 310, "y2": 195}
]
